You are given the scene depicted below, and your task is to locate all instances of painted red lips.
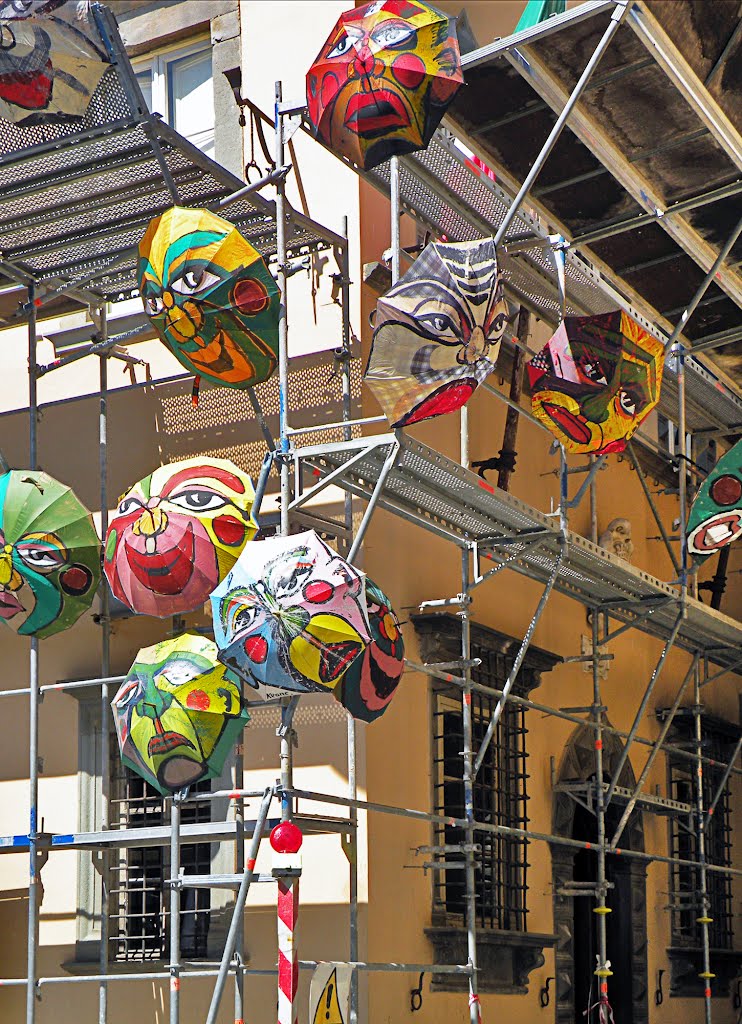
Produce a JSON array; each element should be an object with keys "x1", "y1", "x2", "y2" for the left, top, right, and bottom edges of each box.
[
  {"x1": 124, "y1": 522, "x2": 195, "y2": 596},
  {"x1": 689, "y1": 512, "x2": 742, "y2": 553},
  {"x1": 542, "y1": 402, "x2": 593, "y2": 445},
  {"x1": 148, "y1": 730, "x2": 195, "y2": 757},
  {"x1": 344, "y1": 89, "x2": 410, "y2": 138}
]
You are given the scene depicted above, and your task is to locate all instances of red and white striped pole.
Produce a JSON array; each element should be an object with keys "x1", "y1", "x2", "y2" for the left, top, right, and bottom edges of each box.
[
  {"x1": 271, "y1": 822, "x2": 303, "y2": 1024},
  {"x1": 277, "y1": 877, "x2": 300, "y2": 1024}
]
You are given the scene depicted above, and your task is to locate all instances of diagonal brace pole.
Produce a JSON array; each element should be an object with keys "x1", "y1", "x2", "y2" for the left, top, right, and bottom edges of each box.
[
  {"x1": 704, "y1": 733, "x2": 742, "y2": 832},
  {"x1": 347, "y1": 440, "x2": 402, "y2": 564},
  {"x1": 473, "y1": 541, "x2": 566, "y2": 776},
  {"x1": 609, "y1": 654, "x2": 698, "y2": 849},
  {"x1": 205, "y1": 786, "x2": 274, "y2": 1024},
  {"x1": 493, "y1": 0, "x2": 629, "y2": 246},
  {"x1": 604, "y1": 612, "x2": 683, "y2": 806},
  {"x1": 626, "y1": 442, "x2": 680, "y2": 574}
]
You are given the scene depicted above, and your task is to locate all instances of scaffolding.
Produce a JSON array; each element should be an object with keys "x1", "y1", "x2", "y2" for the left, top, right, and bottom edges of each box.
[{"x1": 0, "y1": 2, "x2": 741, "y2": 1024}]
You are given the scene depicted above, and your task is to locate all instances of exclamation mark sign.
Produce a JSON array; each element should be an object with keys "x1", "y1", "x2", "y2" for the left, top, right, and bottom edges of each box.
[{"x1": 325, "y1": 981, "x2": 334, "y2": 1020}]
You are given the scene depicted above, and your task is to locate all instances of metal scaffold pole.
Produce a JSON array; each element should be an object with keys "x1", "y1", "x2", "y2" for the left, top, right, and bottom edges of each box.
[
  {"x1": 461, "y1": 549, "x2": 480, "y2": 1024},
  {"x1": 169, "y1": 793, "x2": 182, "y2": 1024},
  {"x1": 693, "y1": 666, "x2": 713, "y2": 1024},
  {"x1": 591, "y1": 611, "x2": 612, "y2": 1006},
  {"x1": 26, "y1": 283, "x2": 40, "y2": 1024},
  {"x1": 275, "y1": 81, "x2": 290, "y2": 539},
  {"x1": 98, "y1": 312, "x2": 111, "y2": 1024}
]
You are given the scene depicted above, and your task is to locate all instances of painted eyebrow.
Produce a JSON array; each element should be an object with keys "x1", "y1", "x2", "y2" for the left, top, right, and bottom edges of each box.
[
  {"x1": 162, "y1": 230, "x2": 225, "y2": 282},
  {"x1": 160, "y1": 465, "x2": 247, "y2": 498}
]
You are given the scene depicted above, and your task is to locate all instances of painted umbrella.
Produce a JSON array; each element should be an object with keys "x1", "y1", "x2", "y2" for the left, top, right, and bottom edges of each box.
[
  {"x1": 0, "y1": 468, "x2": 100, "y2": 639},
  {"x1": 306, "y1": 0, "x2": 463, "y2": 172},
  {"x1": 211, "y1": 530, "x2": 372, "y2": 695},
  {"x1": 365, "y1": 237, "x2": 509, "y2": 427},
  {"x1": 112, "y1": 633, "x2": 249, "y2": 796},
  {"x1": 687, "y1": 437, "x2": 742, "y2": 559},
  {"x1": 528, "y1": 311, "x2": 665, "y2": 456},
  {"x1": 138, "y1": 206, "x2": 280, "y2": 390},
  {"x1": 333, "y1": 578, "x2": 404, "y2": 723},
  {"x1": 0, "y1": 2, "x2": 109, "y2": 125},
  {"x1": 104, "y1": 457, "x2": 258, "y2": 618}
]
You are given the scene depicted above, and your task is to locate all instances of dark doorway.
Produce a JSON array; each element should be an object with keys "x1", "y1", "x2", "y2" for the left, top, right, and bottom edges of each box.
[{"x1": 572, "y1": 796, "x2": 635, "y2": 1024}]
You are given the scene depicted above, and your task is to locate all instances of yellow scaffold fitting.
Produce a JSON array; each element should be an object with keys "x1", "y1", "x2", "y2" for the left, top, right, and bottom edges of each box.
[
  {"x1": 595, "y1": 969, "x2": 614, "y2": 978},
  {"x1": 696, "y1": 916, "x2": 713, "y2": 924},
  {"x1": 593, "y1": 906, "x2": 612, "y2": 915},
  {"x1": 698, "y1": 972, "x2": 716, "y2": 979}
]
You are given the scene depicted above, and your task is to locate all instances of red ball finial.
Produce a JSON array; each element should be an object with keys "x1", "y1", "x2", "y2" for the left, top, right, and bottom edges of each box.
[{"x1": 270, "y1": 821, "x2": 303, "y2": 854}]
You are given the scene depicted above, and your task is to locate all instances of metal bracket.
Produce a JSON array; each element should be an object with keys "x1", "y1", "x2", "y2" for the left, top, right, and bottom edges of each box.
[{"x1": 281, "y1": 112, "x2": 304, "y2": 146}]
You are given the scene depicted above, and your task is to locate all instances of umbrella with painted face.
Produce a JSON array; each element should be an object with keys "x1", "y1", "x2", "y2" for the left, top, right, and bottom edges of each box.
[
  {"x1": 365, "y1": 237, "x2": 509, "y2": 427},
  {"x1": 527, "y1": 311, "x2": 665, "y2": 456},
  {"x1": 306, "y1": 0, "x2": 463, "y2": 172},
  {"x1": 104, "y1": 457, "x2": 258, "y2": 618},
  {"x1": 687, "y1": 438, "x2": 742, "y2": 559},
  {"x1": 138, "y1": 206, "x2": 279, "y2": 390},
  {"x1": 0, "y1": 468, "x2": 100, "y2": 639},
  {"x1": 211, "y1": 530, "x2": 372, "y2": 695},
  {"x1": 0, "y1": 1, "x2": 109, "y2": 125},
  {"x1": 333, "y1": 578, "x2": 404, "y2": 722},
  {"x1": 112, "y1": 633, "x2": 249, "y2": 796}
]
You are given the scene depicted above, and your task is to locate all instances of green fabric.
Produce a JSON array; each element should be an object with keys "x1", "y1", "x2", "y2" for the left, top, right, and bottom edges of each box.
[{"x1": 516, "y1": 0, "x2": 566, "y2": 32}]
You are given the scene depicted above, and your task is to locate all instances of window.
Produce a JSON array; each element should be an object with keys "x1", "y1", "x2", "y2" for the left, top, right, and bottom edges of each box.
[
  {"x1": 667, "y1": 710, "x2": 737, "y2": 952},
  {"x1": 108, "y1": 750, "x2": 212, "y2": 962},
  {"x1": 432, "y1": 644, "x2": 529, "y2": 931},
  {"x1": 133, "y1": 41, "x2": 215, "y2": 158}
]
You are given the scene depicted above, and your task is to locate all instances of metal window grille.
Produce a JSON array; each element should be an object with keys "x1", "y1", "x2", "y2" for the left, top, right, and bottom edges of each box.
[
  {"x1": 432, "y1": 643, "x2": 530, "y2": 930},
  {"x1": 108, "y1": 738, "x2": 212, "y2": 961},
  {"x1": 668, "y1": 716, "x2": 735, "y2": 950}
]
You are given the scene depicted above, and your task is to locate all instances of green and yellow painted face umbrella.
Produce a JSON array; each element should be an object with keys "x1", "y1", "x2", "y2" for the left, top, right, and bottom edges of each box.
[
  {"x1": 111, "y1": 633, "x2": 249, "y2": 796},
  {"x1": 0, "y1": 468, "x2": 100, "y2": 639},
  {"x1": 138, "y1": 207, "x2": 280, "y2": 390}
]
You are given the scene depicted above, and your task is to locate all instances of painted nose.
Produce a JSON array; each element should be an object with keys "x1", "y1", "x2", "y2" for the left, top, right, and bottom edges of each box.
[
  {"x1": 581, "y1": 387, "x2": 616, "y2": 424},
  {"x1": 0, "y1": 547, "x2": 21, "y2": 590},
  {"x1": 132, "y1": 508, "x2": 169, "y2": 554},
  {"x1": 461, "y1": 326, "x2": 487, "y2": 364}
]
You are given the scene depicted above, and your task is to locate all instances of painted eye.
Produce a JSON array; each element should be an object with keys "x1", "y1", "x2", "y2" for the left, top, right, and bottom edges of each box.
[
  {"x1": 118, "y1": 496, "x2": 143, "y2": 516},
  {"x1": 15, "y1": 542, "x2": 67, "y2": 573},
  {"x1": 275, "y1": 558, "x2": 313, "y2": 598},
  {"x1": 115, "y1": 680, "x2": 140, "y2": 708},
  {"x1": 169, "y1": 489, "x2": 228, "y2": 512},
  {"x1": 417, "y1": 313, "x2": 458, "y2": 338},
  {"x1": 488, "y1": 313, "x2": 508, "y2": 339},
  {"x1": 170, "y1": 270, "x2": 221, "y2": 296},
  {"x1": 618, "y1": 389, "x2": 638, "y2": 416},
  {"x1": 232, "y1": 603, "x2": 261, "y2": 635},
  {"x1": 328, "y1": 33, "x2": 354, "y2": 58},
  {"x1": 372, "y1": 22, "x2": 415, "y2": 48},
  {"x1": 158, "y1": 658, "x2": 201, "y2": 687},
  {"x1": 0, "y1": 24, "x2": 16, "y2": 50},
  {"x1": 582, "y1": 360, "x2": 608, "y2": 386}
]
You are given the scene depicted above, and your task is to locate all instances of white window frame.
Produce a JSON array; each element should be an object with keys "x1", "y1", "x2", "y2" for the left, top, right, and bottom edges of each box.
[{"x1": 132, "y1": 36, "x2": 215, "y2": 158}]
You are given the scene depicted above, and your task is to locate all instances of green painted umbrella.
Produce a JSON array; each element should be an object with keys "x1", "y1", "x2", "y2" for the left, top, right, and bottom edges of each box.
[{"x1": 0, "y1": 469, "x2": 100, "y2": 639}]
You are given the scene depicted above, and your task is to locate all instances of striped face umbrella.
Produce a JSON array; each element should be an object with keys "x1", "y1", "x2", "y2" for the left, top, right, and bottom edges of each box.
[
  {"x1": 306, "y1": 0, "x2": 463, "y2": 171},
  {"x1": 138, "y1": 207, "x2": 280, "y2": 390},
  {"x1": 365, "y1": 238, "x2": 509, "y2": 426},
  {"x1": 0, "y1": 2, "x2": 109, "y2": 125},
  {"x1": 0, "y1": 469, "x2": 100, "y2": 639},
  {"x1": 104, "y1": 458, "x2": 258, "y2": 618},
  {"x1": 211, "y1": 530, "x2": 371, "y2": 696},
  {"x1": 112, "y1": 633, "x2": 249, "y2": 797},
  {"x1": 333, "y1": 578, "x2": 404, "y2": 723},
  {"x1": 687, "y1": 438, "x2": 742, "y2": 559},
  {"x1": 528, "y1": 311, "x2": 665, "y2": 455}
]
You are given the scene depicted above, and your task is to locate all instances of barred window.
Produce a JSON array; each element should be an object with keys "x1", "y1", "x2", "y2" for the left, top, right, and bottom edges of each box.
[
  {"x1": 432, "y1": 641, "x2": 530, "y2": 931},
  {"x1": 666, "y1": 711, "x2": 737, "y2": 950},
  {"x1": 108, "y1": 740, "x2": 212, "y2": 962}
]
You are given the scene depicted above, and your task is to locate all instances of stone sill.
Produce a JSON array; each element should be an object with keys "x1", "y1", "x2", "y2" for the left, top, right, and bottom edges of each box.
[{"x1": 426, "y1": 926, "x2": 557, "y2": 995}]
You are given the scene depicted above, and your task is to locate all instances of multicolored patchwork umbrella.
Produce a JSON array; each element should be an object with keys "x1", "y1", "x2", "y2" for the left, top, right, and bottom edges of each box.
[
  {"x1": 112, "y1": 633, "x2": 249, "y2": 796},
  {"x1": 104, "y1": 457, "x2": 258, "y2": 618},
  {"x1": 211, "y1": 530, "x2": 371, "y2": 695},
  {"x1": 528, "y1": 311, "x2": 665, "y2": 455},
  {"x1": 138, "y1": 207, "x2": 279, "y2": 390},
  {"x1": 306, "y1": 0, "x2": 463, "y2": 172},
  {"x1": 0, "y1": 2, "x2": 108, "y2": 125},
  {"x1": 365, "y1": 238, "x2": 509, "y2": 426},
  {"x1": 333, "y1": 578, "x2": 404, "y2": 722},
  {"x1": 687, "y1": 438, "x2": 742, "y2": 559},
  {"x1": 0, "y1": 469, "x2": 100, "y2": 639}
]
